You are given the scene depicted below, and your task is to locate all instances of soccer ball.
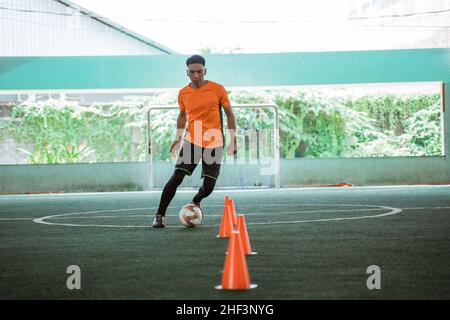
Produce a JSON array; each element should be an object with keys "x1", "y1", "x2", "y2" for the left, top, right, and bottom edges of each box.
[{"x1": 179, "y1": 204, "x2": 203, "y2": 228}]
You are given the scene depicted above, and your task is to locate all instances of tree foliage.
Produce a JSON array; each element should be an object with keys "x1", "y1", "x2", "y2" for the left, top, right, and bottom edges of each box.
[{"x1": 0, "y1": 90, "x2": 442, "y2": 164}]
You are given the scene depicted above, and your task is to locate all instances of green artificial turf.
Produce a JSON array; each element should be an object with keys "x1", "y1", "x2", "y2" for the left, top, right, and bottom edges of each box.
[{"x1": 1, "y1": 186, "x2": 449, "y2": 299}]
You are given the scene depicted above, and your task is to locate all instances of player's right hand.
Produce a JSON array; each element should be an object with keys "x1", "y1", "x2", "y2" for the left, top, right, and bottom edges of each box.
[{"x1": 170, "y1": 140, "x2": 181, "y2": 157}]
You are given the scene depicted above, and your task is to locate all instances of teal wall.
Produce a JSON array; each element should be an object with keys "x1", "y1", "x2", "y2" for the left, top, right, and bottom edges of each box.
[
  {"x1": 1, "y1": 49, "x2": 450, "y2": 89},
  {"x1": 0, "y1": 48, "x2": 449, "y2": 193},
  {"x1": 1, "y1": 157, "x2": 447, "y2": 194},
  {"x1": 0, "y1": 162, "x2": 147, "y2": 193}
]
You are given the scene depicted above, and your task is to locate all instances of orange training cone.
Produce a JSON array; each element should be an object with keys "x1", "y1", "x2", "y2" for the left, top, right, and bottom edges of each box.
[
  {"x1": 228, "y1": 198, "x2": 238, "y2": 227},
  {"x1": 215, "y1": 230, "x2": 257, "y2": 290},
  {"x1": 237, "y1": 214, "x2": 257, "y2": 255},
  {"x1": 217, "y1": 203, "x2": 234, "y2": 238},
  {"x1": 226, "y1": 214, "x2": 257, "y2": 255}
]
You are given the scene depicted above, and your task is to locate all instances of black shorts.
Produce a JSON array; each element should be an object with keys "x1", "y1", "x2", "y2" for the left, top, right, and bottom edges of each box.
[{"x1": 175, "y1": 141, "x2": 223, "y2": 180}]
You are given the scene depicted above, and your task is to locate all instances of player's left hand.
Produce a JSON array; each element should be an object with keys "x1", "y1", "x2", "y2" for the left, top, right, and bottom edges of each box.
[{"x1": 227, "y1": 140, "x2": 237, "y2": 156}]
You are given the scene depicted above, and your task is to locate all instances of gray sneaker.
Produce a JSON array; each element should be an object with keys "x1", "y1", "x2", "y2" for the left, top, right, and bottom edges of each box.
[{"x1": 152, "y1": 214, "x2": 165, "y2": 228}]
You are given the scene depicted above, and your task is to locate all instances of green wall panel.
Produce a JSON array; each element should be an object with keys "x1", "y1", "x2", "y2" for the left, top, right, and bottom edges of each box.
[
  {"x1": 0, "y1": 48, "x2": 449, "y2": 192},
  {"x1": 0, "y1": 48, "x2": 449, "y2": 90}
]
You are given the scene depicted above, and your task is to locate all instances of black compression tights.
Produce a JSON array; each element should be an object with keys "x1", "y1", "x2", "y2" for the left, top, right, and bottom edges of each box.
[{"x1": 157, "y1": 170, "x2": 217, "y2": 216}]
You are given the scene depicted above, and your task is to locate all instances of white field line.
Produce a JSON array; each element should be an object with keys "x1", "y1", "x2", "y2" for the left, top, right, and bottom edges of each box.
[
  {"x1": 1, "y1": 205, "x2": 448, "y2": 222},
  {"x1": 31, "y1": 204, "x2": 403, "y2": 228}
]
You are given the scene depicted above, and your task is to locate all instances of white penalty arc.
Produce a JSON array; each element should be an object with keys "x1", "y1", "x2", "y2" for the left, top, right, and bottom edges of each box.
[{"x1": 32, "y1": 204, "x2": 402, "y2": 229}]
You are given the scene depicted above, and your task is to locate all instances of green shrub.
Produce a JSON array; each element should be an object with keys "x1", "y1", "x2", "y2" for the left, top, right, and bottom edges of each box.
[{"x1": 0, "y1": 90, "x2": 442, "y2": 164}]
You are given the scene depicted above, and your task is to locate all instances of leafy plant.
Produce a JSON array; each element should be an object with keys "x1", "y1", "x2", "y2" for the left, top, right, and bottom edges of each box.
[
  {"x1": 0, "y1": 89, "x2": 442, "y2": 164},
  {"x1": 7, "y1": 98, "x2": 149, "y2": 164}
]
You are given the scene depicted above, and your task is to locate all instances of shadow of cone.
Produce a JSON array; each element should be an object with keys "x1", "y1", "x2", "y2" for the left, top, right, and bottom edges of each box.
[
  {"x1": 215, "y1": 230, "x2": 257, "y2": 290},
  {"x1": 237, "y1": 214, "x2": 258, "y2": 255},
  {"x1": 217, "y1": 202, "x2": 234, "y2": 238}
]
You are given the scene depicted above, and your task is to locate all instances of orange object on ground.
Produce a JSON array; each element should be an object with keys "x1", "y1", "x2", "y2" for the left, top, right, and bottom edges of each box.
[
  {"x1": 217, "y1": 202, "x2": 234, "y2": 238},
  {"x1": 215, "y1": 230, "x2": 257, "y2": 290},
  {"x1": 236, "y1": 214, "x2": 257, "y2": 256},
  {"x1": 227, "y1": 198, "x2": 238, "y2": 226},
  {"x1": 306, "y1": 182, "x2": 354, "y2": 188}
]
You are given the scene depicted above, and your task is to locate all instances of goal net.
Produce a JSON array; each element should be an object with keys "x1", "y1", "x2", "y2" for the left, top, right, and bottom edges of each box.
[{"x1": 147, "y1": 104, "x2": 279, "y2": 190}]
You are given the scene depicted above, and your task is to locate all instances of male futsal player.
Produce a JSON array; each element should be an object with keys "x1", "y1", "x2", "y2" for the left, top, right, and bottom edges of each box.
[{"x1": 152, "y1": 55, "x2": 237, "y2": 228}]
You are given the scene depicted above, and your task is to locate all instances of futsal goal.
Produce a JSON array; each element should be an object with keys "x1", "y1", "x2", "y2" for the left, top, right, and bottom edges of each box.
[{"x1": 146, "y1": 104, "x2": 280, "y2": 190}]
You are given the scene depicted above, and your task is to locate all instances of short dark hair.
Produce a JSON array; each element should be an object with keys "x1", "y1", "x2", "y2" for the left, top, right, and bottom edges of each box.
[{"x1": 186, "y1": 55, "x2": 206, "y2": 67}]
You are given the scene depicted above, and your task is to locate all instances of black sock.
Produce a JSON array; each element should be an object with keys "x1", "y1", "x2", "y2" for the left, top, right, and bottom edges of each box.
[
  {"x1": 193, "y1": 176, "x2": 217, "y2": 204},
  {"x1": 157, "y1": 170, "x2": 186, "y2": 216}
]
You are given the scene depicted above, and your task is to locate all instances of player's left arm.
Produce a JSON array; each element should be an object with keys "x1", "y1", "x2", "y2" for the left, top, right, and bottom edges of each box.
[{"x1": 223, "y1": 105, "x2": 238, "y2": 155}]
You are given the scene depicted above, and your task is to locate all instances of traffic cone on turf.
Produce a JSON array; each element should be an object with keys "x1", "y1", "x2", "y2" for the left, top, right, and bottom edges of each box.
[
  {"x1": 226, "y1": 214, "x2": 257, "y2": 256},
  {"x1": 217, "y1": 203, "x2": 234, "y2": 238},
  {"x1": 237, "y1": 214, "x2": 257, "y2": 255},
  {"x1": 227, "y1": 197, "x2": 238, "y2": 227},
  {"x1": 215, "y1": 230, "x2": 257, "y2": 290}
]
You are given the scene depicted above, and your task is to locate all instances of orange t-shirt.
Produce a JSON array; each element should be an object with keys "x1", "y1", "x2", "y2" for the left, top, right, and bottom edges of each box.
[{"x1": 178, "y1": 81, "x2": 230, "y2": 148}]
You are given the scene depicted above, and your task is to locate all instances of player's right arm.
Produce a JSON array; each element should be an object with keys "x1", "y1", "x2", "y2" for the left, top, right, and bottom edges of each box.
[{"x1": 170, "y1": 111, "x2": 187, "y2": 156}]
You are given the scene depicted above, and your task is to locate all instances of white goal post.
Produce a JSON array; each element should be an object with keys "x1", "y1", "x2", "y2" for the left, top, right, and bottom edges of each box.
[{"x1": 146, "y1": 104, "x2": 280, "y2": 190}]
